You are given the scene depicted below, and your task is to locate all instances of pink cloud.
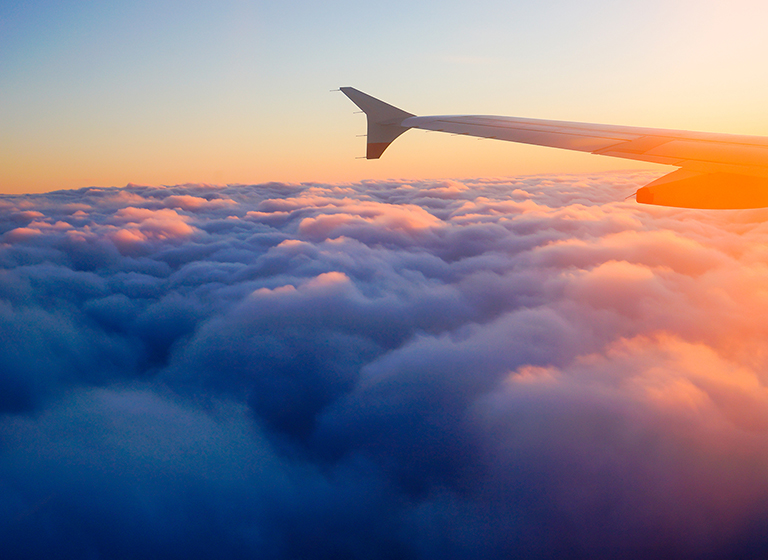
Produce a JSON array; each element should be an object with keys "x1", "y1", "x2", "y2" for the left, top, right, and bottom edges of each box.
[
  {"x1": 251, "y1": 284, "x2": 297, "y2": 297},
  {"x1": 297, "y1": 201, "x2": 442, "y2": 238},
  {"x1": 162, "y1": 195, "x2": 236, "y2": 211},
  {"x1": 107, "y1": 207, "x2": 196, "y2": 250},
  {"x1": 3, "y1": 227, "x2": 42, "y2": 241},
  {"x1": 15, "y1": 211, "x2": 45, "y2": 221},
  {"x1": 303, "y1": 271, "x2": 350, "y2": 289}
]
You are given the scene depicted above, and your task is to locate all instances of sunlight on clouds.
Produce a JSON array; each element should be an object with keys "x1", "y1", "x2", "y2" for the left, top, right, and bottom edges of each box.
[
  {"x1": 163, "y1": 195, "x2": 237, "y2": 211},
  {"x1": 304, "y1": 271, "x2": 350, "y2": 288},
  {"x1": 3, "y1": 172, "x2": 768, "y2": 557}
]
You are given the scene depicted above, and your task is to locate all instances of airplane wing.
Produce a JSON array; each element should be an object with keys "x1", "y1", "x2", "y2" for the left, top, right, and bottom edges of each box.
[{"x1": 340, "y1": 87, "x2": 768, "y2": 209}]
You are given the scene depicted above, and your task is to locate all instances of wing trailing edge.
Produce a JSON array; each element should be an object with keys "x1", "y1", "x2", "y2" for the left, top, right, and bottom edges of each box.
[{"x1": 340, "y1": 87, "x2": 768, "y2": 209}]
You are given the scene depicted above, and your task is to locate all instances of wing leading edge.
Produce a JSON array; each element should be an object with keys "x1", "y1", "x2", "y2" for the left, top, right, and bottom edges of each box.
[{"x1": 340, "y1": 87, "x2": 768, "y2": 209}]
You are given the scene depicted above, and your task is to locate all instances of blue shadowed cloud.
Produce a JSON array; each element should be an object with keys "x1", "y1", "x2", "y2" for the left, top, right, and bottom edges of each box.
[{"x1": 3, "y1": 173, "x2": 768, "y2": 558}]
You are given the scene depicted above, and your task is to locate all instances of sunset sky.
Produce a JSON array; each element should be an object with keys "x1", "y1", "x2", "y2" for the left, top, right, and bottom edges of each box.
[{"x1": 4, "y1": 0, "x2": 768, "y2": 193}]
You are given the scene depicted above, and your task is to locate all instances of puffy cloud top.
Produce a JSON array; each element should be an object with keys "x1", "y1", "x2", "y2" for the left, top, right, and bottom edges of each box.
[{"x1": 2, "y1": 173, "x2": 768, "y2": 559}]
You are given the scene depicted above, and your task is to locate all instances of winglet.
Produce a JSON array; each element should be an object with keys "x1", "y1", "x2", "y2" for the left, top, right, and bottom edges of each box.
[{"x1": 340, "y1": 87, "x2": 414, "y2": 159}]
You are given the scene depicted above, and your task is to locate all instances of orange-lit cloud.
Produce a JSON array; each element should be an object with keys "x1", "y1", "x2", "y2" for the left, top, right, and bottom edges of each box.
[{"x1": 3, "y1": 173, "x2": 768, "y2": 557}]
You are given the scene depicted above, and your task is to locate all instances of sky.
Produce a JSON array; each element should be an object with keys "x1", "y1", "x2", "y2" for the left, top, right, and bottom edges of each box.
[{"x1": 3, "y1": 0, "x2": 768, "y2": 193}]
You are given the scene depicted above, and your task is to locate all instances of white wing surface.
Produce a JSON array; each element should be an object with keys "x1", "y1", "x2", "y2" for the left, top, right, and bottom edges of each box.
[{"x1": 340, "y1": 87, "x2": 768, "y2": 209}]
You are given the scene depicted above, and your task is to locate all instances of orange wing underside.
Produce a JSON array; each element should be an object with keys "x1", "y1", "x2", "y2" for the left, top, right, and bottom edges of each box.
[{"x1": 636, "y1": 170, "x2": 768, "y2": 209}]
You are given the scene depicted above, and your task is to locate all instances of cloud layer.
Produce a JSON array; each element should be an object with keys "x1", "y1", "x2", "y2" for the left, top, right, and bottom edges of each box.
[{"x1": 3, "y1": 172, "x2": 768, "y2": 558}]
